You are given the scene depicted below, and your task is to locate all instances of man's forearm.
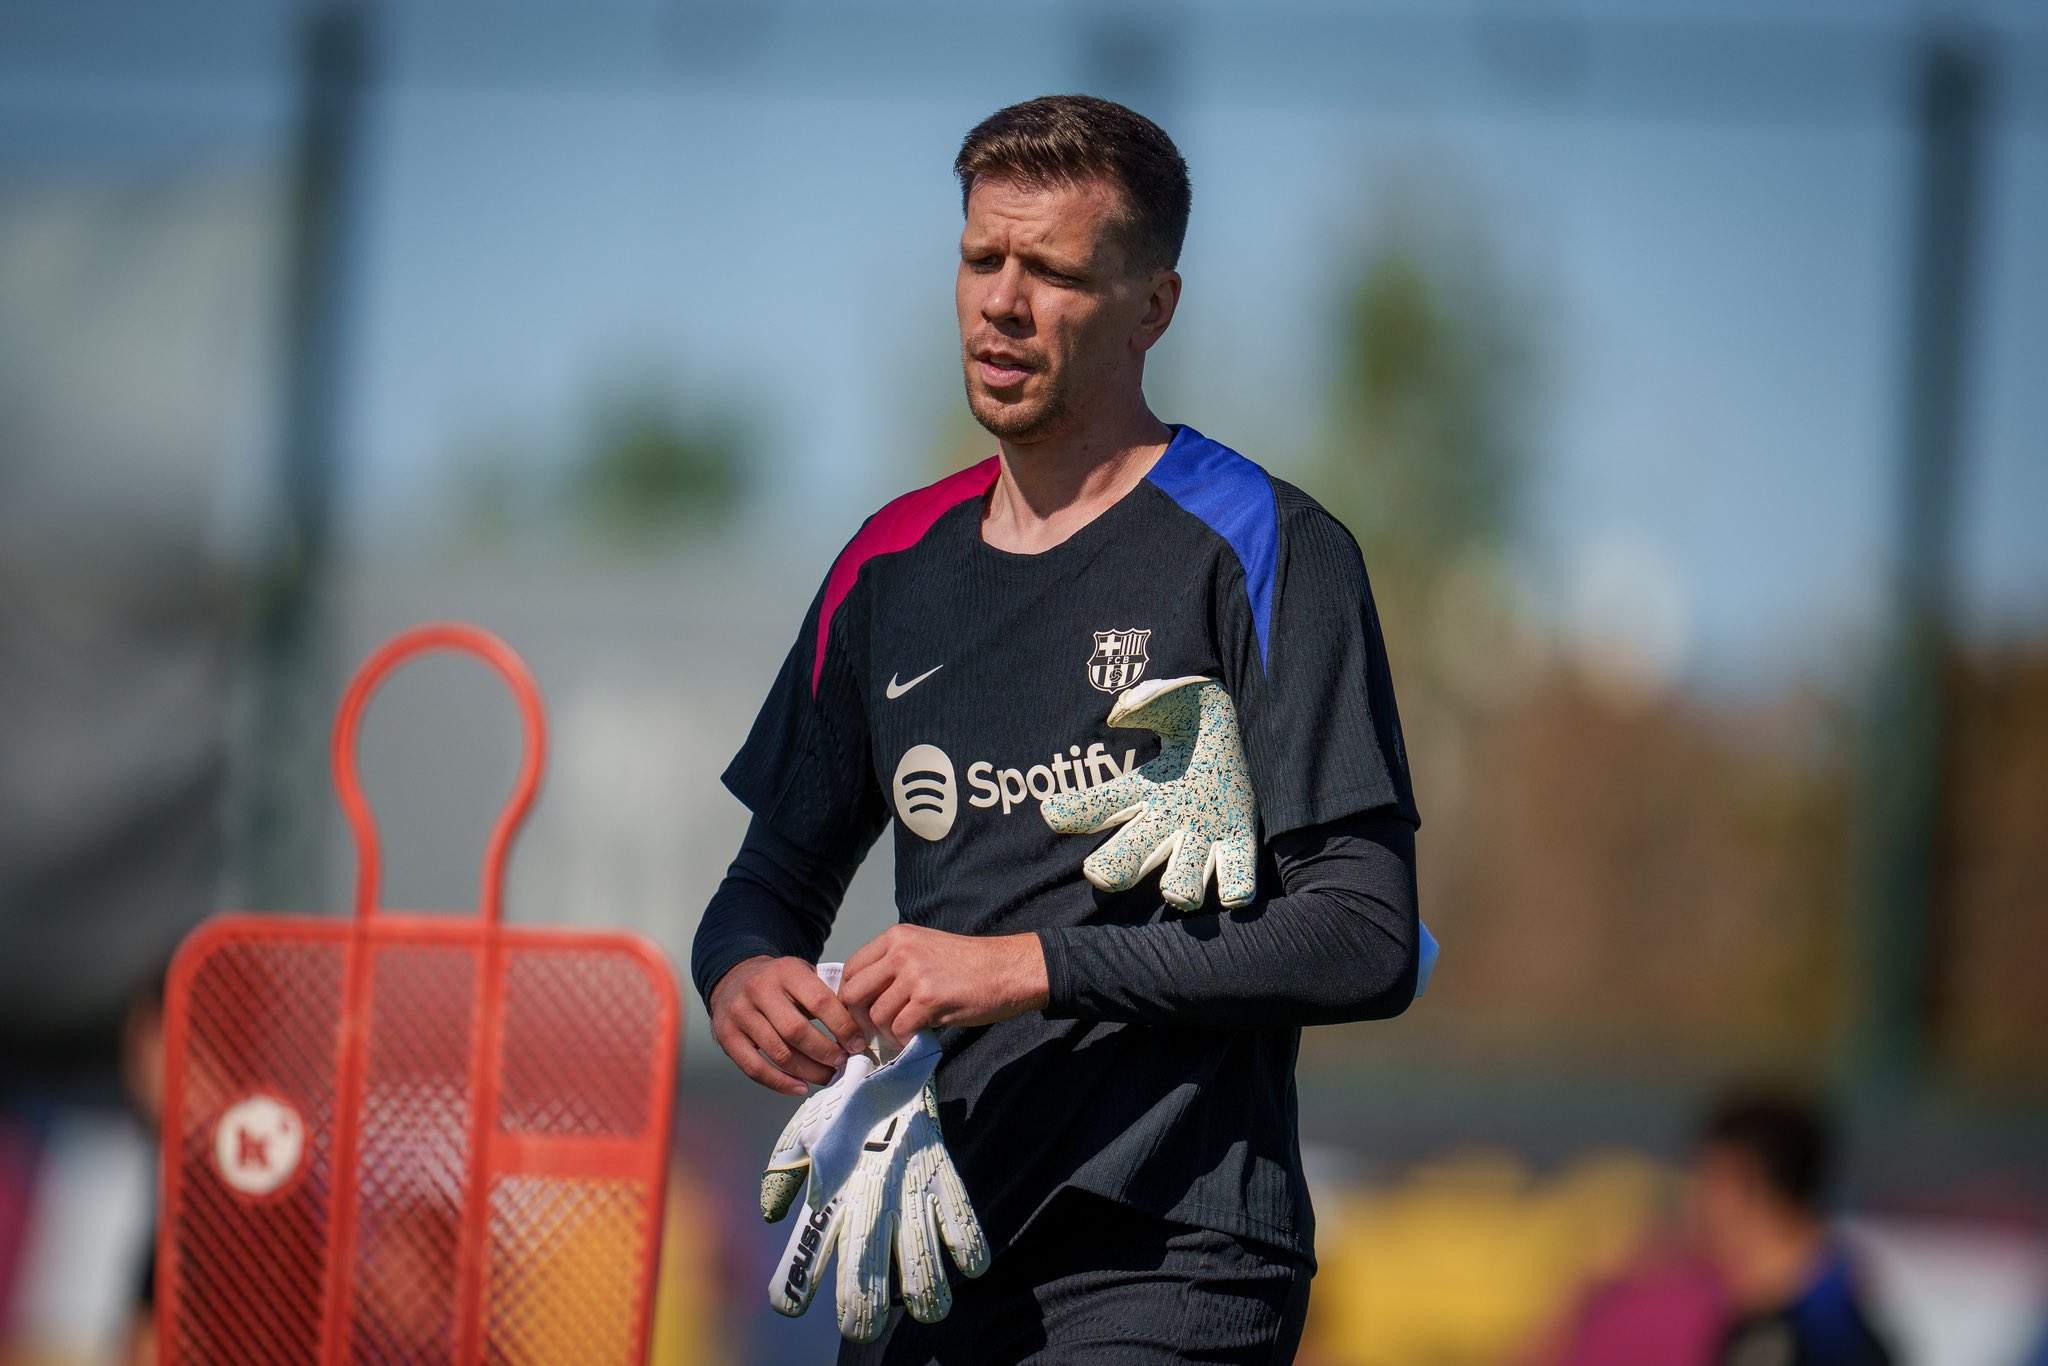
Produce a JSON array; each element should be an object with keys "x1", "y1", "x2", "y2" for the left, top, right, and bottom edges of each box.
[{"x1": 1033, "y1": 809, "x2": 1419, "y2": 1030}]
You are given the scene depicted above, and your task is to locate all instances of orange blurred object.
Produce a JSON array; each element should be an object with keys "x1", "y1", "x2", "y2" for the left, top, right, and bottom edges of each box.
[{"x1": 155, "y1": 623, "x2": 680, "y2": 1365}]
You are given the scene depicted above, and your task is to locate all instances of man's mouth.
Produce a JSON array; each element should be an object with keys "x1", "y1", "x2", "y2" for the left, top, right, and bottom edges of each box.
[{"x1": 974, "y1": 352, "x2": 1035, "y2": 387}]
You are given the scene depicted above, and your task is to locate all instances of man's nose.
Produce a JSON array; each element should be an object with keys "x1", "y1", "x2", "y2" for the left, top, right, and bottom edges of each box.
[{"x1": 981, "y1": 262, "x2": 1030, "y2": 326}]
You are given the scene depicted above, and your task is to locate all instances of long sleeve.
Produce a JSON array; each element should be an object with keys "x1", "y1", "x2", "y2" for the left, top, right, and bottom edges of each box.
[
  {"x1": 702, "y1": 534, "x2": 888, "y2": 1010},
  {"x1": 1032, "y1": 808, "x2": 1419, "y2": 1029},
  {"x1": 689, "y1": 814, "x2": 865, "y2": 1010}
]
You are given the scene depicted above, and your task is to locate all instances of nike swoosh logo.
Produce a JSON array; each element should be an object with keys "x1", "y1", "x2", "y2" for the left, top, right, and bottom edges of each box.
[{"x1": 885, "y1": 665, "x2": 943, "y2": 700}]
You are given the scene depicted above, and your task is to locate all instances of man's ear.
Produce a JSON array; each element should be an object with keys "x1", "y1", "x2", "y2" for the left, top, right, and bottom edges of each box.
[{"x1": 1134, "y1": 269, "x2": 1182, "y2": 353}]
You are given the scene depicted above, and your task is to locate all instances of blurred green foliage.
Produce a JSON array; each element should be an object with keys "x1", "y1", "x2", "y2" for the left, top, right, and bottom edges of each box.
[
  {"x1": 572, "y1": 379, "x2": 746, "y2": 541},
  {"x1": 1313, "y1": 191, "x2": 1537, "y2": 617},
  {"x1": 449, "y1": 371, "x2": 748, "y2": 548},
  {"x1": 1301, "y1": 187, "x2": 1872, "y2": 1077}
]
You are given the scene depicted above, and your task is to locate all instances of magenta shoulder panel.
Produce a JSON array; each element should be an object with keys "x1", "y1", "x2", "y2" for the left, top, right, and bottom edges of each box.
[{"x1": 811, "y1": 456, "x2": 1000, "y2": 695}]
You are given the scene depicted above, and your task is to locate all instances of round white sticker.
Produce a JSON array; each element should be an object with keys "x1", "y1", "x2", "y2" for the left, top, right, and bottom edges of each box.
[{"x1": 213, "y1": 1094, "x2": 306, "y2": 1198}]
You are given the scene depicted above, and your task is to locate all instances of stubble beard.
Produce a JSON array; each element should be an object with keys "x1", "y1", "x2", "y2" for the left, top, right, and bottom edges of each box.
[{"x1": 963, "y1": 364, "x2": 1071, "y2": 444}]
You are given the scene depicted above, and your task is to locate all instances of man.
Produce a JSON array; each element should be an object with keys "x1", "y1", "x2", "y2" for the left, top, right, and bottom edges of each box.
[
  {"x1": 1689, "y1": 1088, "x2": 1895, "y2": 1366},
  {"x1": 693, "y1": 94, "x2": 1424, "y2": 1364}
]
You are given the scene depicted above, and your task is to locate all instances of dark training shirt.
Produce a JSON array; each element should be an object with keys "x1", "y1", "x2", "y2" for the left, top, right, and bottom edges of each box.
[
  {"x1": 1716, "y1": 1245, "x2": 1896, "y2": 1366},
  {"x1": 693, "y1": 423, "x2": 1422, "y2": 1267}
]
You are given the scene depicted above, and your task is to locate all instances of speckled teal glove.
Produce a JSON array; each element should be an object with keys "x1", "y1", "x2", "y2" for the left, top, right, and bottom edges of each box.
[{"x1": 1040, "y1": 675, "x2": 1258, "y2": 911}]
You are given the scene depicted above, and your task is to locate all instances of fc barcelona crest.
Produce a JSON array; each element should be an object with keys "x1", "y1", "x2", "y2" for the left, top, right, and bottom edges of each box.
[{"x1": 1088, "y1": 628, "x2": 1152, "y2": 693}]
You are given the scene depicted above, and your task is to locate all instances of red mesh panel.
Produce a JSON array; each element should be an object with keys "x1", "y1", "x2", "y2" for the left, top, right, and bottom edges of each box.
[
  {"x1": 166, "y1": 939, "x2": 344, "y2": 1366},
  {"x1": 348, "y1": 944, "x2": 476, "y2": 1362},
  {"x1": 484, "y1": 1177, "x2": 648, "y2": 1365},
  {"x1": 497, "y1": 948, "x2": 663, "y2": 1137},
  {"x1": 157, "y1": 624, "x2": 679, "y2": 1366},
  {"x1": 162, "y1": 927, "x2": 676, "y2": 1366}
]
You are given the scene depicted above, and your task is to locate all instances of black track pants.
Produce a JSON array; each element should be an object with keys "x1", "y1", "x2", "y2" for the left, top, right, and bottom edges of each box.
[{"x1": 837, "y1": 1188, "x2": 1314, "y2": 1366}]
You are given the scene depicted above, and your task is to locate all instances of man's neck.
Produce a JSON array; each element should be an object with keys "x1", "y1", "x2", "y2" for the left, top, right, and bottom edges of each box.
[{"x1": 982, "y1": 409, "x2": 1174, "y2": 555}]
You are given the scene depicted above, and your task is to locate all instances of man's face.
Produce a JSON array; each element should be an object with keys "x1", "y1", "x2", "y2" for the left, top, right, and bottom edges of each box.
[
  {"x1": 1685, "y1": 1143, "x2": 1764, "y2": 1271},
  {"x1": 955, "y1": 174, "x2": 1176, "y2": 443}
]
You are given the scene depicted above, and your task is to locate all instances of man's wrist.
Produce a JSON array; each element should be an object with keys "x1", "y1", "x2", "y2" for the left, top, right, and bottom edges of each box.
[{"x1": 999, "y1": 932, "x2": 1051, "y2": 1014}]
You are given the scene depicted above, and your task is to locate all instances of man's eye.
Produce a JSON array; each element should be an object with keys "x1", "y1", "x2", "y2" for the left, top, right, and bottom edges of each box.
[{"x1": 965, "y1": 256, "x2": 999, "y2": 272}]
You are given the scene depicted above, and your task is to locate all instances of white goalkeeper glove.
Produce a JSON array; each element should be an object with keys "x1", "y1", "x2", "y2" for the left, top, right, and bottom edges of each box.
[
  {"x1": 1040, "y1": 675, "x2": 1259, "y2": 910},
  {"x1": 761, "y1": 964, "x2": 989, "y2": 1342}
]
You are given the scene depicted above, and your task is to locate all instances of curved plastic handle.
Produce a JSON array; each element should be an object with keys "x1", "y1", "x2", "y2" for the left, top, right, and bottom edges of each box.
[{"x1": 330, "y1": 621, "x2": 546, "y2": 925}]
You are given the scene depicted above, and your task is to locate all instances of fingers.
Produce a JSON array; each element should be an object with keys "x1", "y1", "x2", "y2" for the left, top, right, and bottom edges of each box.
[
  {"x1": 1040, "y1": 775, "x2": 1143, "y2": 835},
  {"x1": 1037, "y1": 783, "x2": 1095, "y2": 833},
  {"x1": 711, "y1": 958, "x2": 836, "y2": 1095},
  {"x1": 1082, "y1": 809, "x2": 1176, "y2": 894},
  {"x1": 767, "y1": 1194, "x2": 837, "y2": 1318},
  {"x1": 841, "y1": 939, "x2": 930, "y2": 1048},
  {"x1": 839, "y1": 936, "x2": 878, "y2": 984},
  {"x1": 760, "y1": 1165, "x2": 807, "y2": 1223},
  {"x1": 863, "y1": 977, "x2": 915, "y2": 1052},
  {"x1": 928, "y1": 1143, "x2": 990, "y2": 1278},
  {"x1": 841, "y1": 924, "x2": 1038, "y2": 1042},
  {"x1": 897, "y1": 1104, "x2": 980, "y2": 1317},
  {"x1": 786, "y1": 970, "x2": 868, "y2": 1056},
  {"x1": 716, "y1": 1023, "x2": 811, "y2": 1097},
  {"x1": 715, "y1": 957, "x2": 871, "y2": 1093},
  {"x1": 760, "y1": 991, "x2": 855, "y2": 1077},
  {"x1": 896, "y1": 1183, "x2": 950, "y2": 1324},
  {"x1": 837, "y1": 1171, "x2": 895, "y2": 1344},
  {"x1": 738, "y1": 1006, "x2": 841, "y2": 1090},
  {"x1": 834, "y1": 943, "x2": 885, "y2": 1040},
  {"x1": 714, "y1": 1006, "x2": 821, "y2": 1095},
  {"x1": 1215, "y1": 833, "x2": 1258, "y2": 909},
  {"x1": 772, "y1": 1089, "x2": 982, "y2": 1340},
  {"x1": 835, "y1": 951, "x2": 881, "y2": 1010},
  {"x1": 835, "y1": 961, "x2": 888, "y2": 1048},
  {"x1": 1159, "y1": 829, "x2": 1213, "y2": 912},
  {"x1": 760, "y1": 1105, "x2": 814, "y2": 1221}
]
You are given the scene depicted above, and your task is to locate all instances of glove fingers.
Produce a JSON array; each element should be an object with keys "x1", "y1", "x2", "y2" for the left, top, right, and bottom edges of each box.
[
  {"x1": 761, "y1": 1092, "x2": 821, "y2": 1221},
  {"x1": 760, "y1": 1160, "x2": 810, "y2": 1223},
  {"x1": 1082, "y1": 811, "x2": 1177, "y2": 894},
  {"x1": 763, "y1": 1049, "x2": 878, "y2": 1221},
  {"x1": 775, "y1": 1051, "x2": 987, "y2": 1340},
  {"x1": 895, "y1": 1173, "x2": 951, "y2": 1324},
  {"x1": 837, "y1": 1183, "x2": 895, "y2": 1344},
  {"x1": 1215, "y1": 833, "x2": 1258, "y2": 909},
  {"x1": 767, "y1": 1193, "x2": 838, "y2": 1319},
  {"x1": 765, "y1": 1099, "x2": 810, "y2": 1158},
  {"x1": 928, "y1": 1146, "x2": 990, "y2": 1278},
  {"x1": 1158, "y1": 830, "x2": 1213, "y2": 911},
  {"x1": 1040, "y1": 771, "x2": 1144, "y2": 835}
]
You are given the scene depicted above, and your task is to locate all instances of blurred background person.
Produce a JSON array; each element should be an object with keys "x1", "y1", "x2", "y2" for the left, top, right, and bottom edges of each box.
[{"x1": 1688, "y1": 1088, "x2": 1894, "y2": 1366}]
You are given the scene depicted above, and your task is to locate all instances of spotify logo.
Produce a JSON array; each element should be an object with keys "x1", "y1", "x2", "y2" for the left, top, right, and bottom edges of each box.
[{"x1": 892, "y1": 745, "x2": 957, "y2": 841}]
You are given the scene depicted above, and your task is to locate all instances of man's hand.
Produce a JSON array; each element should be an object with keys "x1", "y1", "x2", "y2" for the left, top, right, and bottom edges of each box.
[
  {"x1": 709, "y1": 955, "x2": 870, "y2": 1097},
  {"x1": 839, "y1": 926, "x2": 1050, "y2": 1050}
]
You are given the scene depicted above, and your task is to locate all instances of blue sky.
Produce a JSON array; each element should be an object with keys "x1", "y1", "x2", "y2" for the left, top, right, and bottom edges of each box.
[{"x1": 4, "y1": 0, "x2": 2043, "y2": 691}]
